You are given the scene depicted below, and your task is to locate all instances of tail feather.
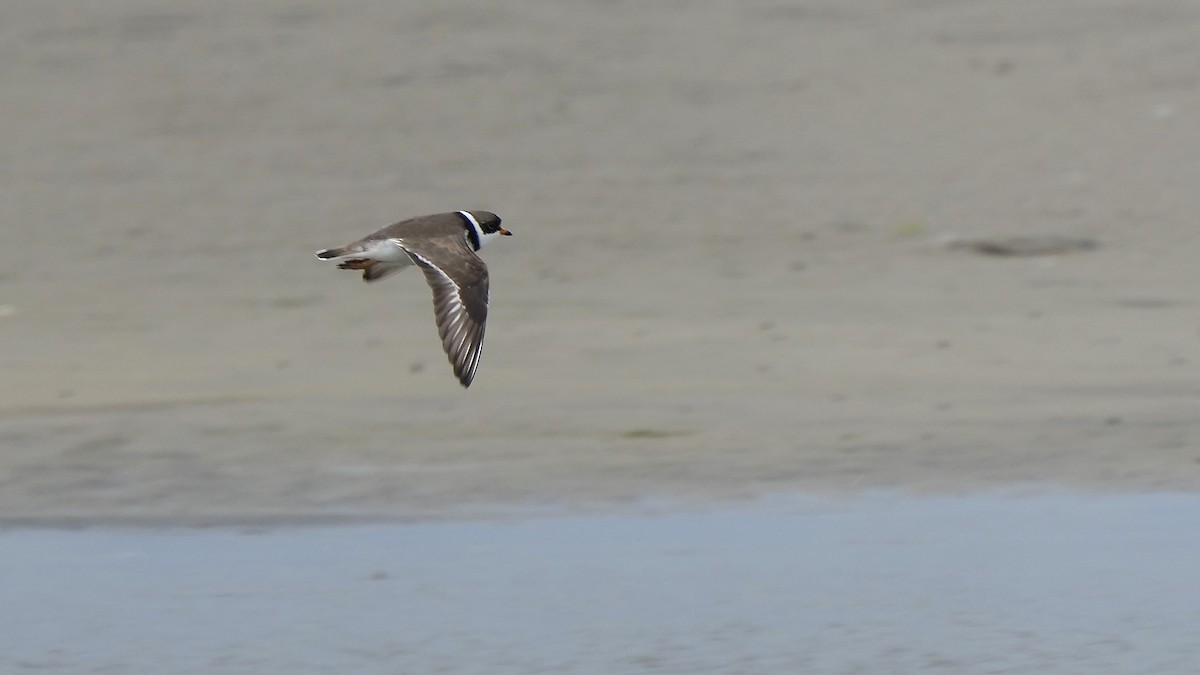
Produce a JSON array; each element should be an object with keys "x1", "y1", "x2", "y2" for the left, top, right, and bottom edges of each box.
[{"x1": 316, "y1": 243, "x2": 410, "y2": 282}]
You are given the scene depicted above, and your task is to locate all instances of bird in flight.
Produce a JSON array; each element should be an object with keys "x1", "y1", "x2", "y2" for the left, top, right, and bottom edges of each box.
[{"x1": 316, "y1": 210, "x2": 511, "y2": 387}]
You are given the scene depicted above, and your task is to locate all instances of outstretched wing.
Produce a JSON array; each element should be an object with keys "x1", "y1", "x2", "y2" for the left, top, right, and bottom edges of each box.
[{"x1": 395, "y1": 237, "x2": 489, "y2": 387}]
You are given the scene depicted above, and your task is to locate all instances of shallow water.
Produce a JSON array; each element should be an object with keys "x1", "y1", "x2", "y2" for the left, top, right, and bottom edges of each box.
[{"x1": 3, "y1": 493, "x2": 1199, "y2": 674}]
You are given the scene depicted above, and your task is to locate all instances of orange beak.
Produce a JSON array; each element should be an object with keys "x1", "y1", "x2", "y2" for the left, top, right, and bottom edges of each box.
[{"x1": 499, "y1": 228, "x2": 513, "y2": 236}]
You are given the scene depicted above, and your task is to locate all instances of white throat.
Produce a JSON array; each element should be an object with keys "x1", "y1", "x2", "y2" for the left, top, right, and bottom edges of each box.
[{"x1": 459, "y1": 210, "x2": 502, "y2": 250}]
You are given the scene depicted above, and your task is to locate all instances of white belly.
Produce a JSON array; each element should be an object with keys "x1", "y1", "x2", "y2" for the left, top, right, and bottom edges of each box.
[
  {"x1": 323, "y1": 238, "x2": 413, "y2": 265},
  {"x1": 366, "y1": 238, "x2": 414, "y2": 263}
]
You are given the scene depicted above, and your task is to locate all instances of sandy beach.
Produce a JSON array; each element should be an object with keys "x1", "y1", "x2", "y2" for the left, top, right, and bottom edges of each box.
[{"x1": 3, "y1": 0, "x2": 1200, "y2": 525}]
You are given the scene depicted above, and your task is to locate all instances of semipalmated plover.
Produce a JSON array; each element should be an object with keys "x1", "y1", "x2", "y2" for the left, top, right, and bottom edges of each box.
[{"x1": 316, "y1": 210, "x2": 511, "y2": 388}]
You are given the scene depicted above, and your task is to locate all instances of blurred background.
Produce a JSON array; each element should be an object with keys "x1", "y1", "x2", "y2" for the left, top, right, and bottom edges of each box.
[
  {"x1": 2, "y1": 0, "x2": 1200, "y2": 671},
  {"x1": 3, "y1": 0, "x2": 1198, "y2": 522}
]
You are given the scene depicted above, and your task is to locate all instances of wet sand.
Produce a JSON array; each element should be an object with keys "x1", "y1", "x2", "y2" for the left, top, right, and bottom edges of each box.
[
  {"x1": 3, "y1": 0, "x2": 1200, "y2": 524},
  {"x1": 4, "y1": 493, "x2": 1200, "y2": 673}
]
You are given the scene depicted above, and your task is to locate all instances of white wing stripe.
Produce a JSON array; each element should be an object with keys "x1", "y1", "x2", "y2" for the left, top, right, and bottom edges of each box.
[{"x1": 404, "y1": 247, "x2": 486, "y2": 386}]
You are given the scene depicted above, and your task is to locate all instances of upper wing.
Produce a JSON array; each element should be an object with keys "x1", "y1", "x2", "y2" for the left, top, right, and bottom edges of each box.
[{"x1": 394, "y1": 236, "x2": 490, "y2": 387}]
